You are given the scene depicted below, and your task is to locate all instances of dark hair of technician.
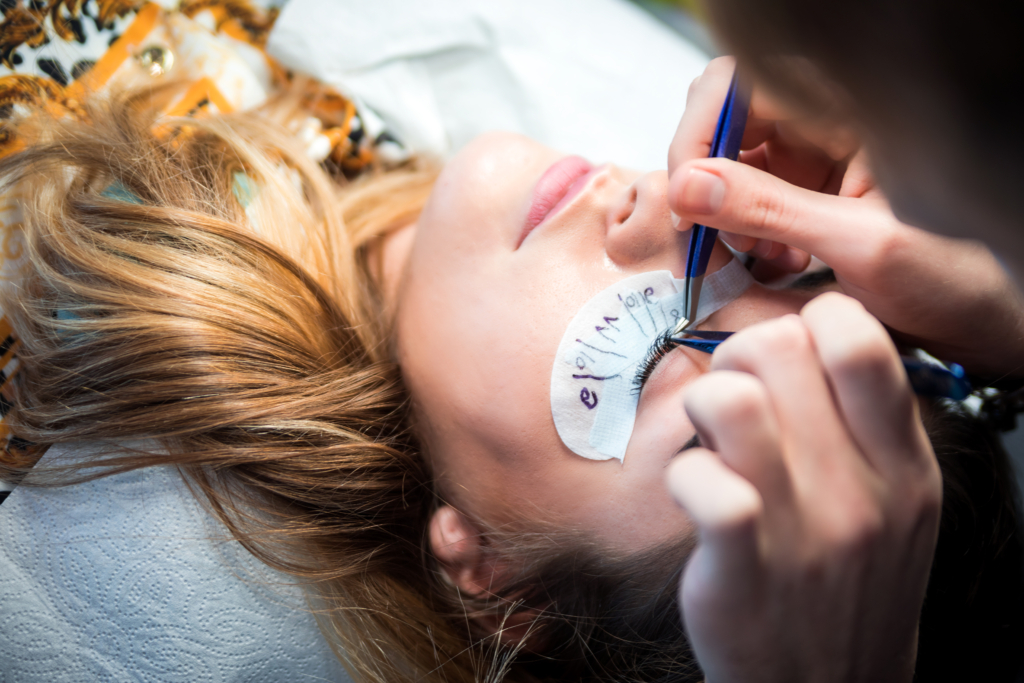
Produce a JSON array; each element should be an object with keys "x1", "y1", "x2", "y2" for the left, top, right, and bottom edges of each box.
[{"x1": 703, "y1": 0, "x2": 1024, "y2": 241}]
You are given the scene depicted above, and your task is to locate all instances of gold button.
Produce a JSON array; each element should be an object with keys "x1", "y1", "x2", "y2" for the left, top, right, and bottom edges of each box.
[{"x1": 137, "y1": 46, "x2": 174, "y2": 77}]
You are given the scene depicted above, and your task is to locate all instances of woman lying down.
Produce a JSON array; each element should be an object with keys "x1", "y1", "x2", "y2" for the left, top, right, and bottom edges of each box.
[{"x1": 3, "y1": 68, "x2": 1024, "y2": 682}]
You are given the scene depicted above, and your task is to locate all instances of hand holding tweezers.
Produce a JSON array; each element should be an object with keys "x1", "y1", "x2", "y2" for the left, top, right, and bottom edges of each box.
[
  {"x1": 672, "y1": 70, "x2": 752, "y2": 335},
  {"x1": 670, "y1": 331, "x2": 973, "y2": 400}
]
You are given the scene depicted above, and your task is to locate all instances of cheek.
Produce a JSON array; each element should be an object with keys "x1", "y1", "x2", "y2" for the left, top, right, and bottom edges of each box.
[
  {"x1": 630, "y1": 349, "x2": 705, "y2": 458},
  {"x1": 397, "y1": 275, "x2": 566, "y2": 468},
  {"x1": 422, "y1": 133, "x2": 557, "y2": 244}
]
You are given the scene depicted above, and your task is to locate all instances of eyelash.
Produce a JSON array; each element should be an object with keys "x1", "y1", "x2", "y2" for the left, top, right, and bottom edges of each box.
[
  {"x1": 631, "y1": 331, "x2": 681, "y2": 394},
  {"x1": 628, "y1": 270, "x2": 838, "y2": 397}
]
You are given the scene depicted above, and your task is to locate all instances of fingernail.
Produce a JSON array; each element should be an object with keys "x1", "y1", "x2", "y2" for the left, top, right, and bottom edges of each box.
[
  {"x1": 670, "y1": 211, "x2": 681, "y2": 228},
  {"x1": 680, "y1": 169, "x2": 725, "y2": 215}
]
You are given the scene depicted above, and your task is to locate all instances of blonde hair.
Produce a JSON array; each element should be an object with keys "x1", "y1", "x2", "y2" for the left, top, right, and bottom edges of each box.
[
  {"x1": 0, "y1": 88, "x2": 500, "y2": 683},
  {"x1": 4, "y1": 84, "x2": 1023, "y2": 683}
]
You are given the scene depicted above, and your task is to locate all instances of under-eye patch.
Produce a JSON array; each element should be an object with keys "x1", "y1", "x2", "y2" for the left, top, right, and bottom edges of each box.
[{"x1": 550, "y1": 258, "x2": 752, "y2": 463}]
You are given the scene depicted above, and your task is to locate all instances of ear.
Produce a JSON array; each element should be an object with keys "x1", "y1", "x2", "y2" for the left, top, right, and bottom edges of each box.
[
  {"x1": 429, "y1": 504, "x2": 494, "y2": 597},
  {"x1": 429, "y1": 505, "x2": 541, "y2": 646}
]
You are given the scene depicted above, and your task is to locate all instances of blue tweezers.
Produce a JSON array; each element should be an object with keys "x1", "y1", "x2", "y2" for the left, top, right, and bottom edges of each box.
[
  {"x1": 672, "y1": 69, "x2": 751, "y2": 335},
  {"x1": 670, "y1": 330, "x2": 972, "y2": 400},
  {"x1": 667, "y1": 70, "x2": 972, "y2": 401}
]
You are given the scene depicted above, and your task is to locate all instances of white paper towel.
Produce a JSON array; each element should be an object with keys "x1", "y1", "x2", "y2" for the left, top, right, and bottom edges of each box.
[
  {"x1": 0, "y1": 444, "x2": 349, "y2": 683},
  {"x1": 267, "y1": 0, "x2": 710, "y2": 170}
]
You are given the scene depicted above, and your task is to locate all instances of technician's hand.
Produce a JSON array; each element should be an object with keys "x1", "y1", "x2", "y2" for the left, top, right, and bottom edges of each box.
[
  {"x1": 667, "y1": 293, "x2": 942, "y2": 683},
  {"x1": 667, "y1": 58, "x2": 1024, "y2": 376},
  {"x1": 668, "y1": 56, "x2": 857, "y2": 274}
]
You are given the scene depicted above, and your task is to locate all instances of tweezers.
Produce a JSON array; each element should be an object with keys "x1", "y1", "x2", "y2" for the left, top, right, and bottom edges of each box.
[
  {"x1": 670, "y1": 331, "x2": 973, "y2": 400},
  {"x1": 672, "y1": 69, "x2": 752, "y2": 335},
  {"x1": 663, "y1": 70, "x2": 972, "y2": 401}
]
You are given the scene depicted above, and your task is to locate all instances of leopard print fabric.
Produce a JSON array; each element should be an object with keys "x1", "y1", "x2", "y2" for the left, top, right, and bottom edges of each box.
[{"x1": 0, "y1": 0, "x2": 405, "y2": 486}]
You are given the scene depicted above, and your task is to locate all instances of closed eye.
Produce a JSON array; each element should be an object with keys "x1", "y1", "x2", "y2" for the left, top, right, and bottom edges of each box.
[
  {"x1": 633, "y1": 268, "x2": 836, "y2": 397},
  {"x1": 677, "y1": 433, "x2": 701, "y2": 454},
  {"x1": 632, "y1": 331, "x2": 680, "y2": 394}
]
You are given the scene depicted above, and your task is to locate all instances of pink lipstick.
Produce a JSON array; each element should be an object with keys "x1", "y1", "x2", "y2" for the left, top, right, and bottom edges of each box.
[{"x1": 519, "y1": 155, "x2": 594, "y2": 247}]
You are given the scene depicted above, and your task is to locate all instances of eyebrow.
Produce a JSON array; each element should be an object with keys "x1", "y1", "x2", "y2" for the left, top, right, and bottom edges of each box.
[{"x1": 632, "y1": 267, "x2": 838, "y2": 393}]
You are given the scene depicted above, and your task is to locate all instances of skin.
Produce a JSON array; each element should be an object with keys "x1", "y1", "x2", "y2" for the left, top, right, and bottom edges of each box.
[
  {"x1": 382, "y1": 125, "x2": 943, "y2": 683},
  {"x1": 668, "y1": 58, "x2": 1024, "y2": 377},
  {"x1": 380, "y1": 57, "x2": 1017, "y2": 681},
  {"x1": 382, "y1": 131, "x2": 820, "y2": 558},
  {"x1": 661, "y1": 58, "x2": 1024, "y2": 683}
]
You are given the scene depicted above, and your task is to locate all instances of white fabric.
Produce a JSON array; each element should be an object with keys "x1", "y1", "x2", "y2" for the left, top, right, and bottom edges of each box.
[
  {"x1": 267, "y1": 0, "x2": 710, "y2": 170},
  {"x1": 0, "y1": 444, "x2": 350, "y2": 682}
]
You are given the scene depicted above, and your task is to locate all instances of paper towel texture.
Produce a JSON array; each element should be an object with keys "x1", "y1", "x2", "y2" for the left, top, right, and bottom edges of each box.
[
  {"x1": 267, "y1": 0, "x2": 710, "y2": 170},
  {"x1": 0, "y1": 444, "x2": 350, "y2": 683}
]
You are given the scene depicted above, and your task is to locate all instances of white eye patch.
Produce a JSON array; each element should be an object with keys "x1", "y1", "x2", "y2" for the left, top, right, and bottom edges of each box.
[{"x1": 550, "y1": 258, "x2": 753, "y2": 463}]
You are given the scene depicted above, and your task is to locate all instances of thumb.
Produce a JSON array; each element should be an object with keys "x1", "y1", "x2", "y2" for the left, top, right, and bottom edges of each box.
[{"x1": 668, "y1": 157, "x2": 880, "y2": 268}]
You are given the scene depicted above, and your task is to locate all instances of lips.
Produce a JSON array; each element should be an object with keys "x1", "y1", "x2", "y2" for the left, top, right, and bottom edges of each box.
[{"x1": 519, "y1": 155, "x2": 594, "y2": 247}]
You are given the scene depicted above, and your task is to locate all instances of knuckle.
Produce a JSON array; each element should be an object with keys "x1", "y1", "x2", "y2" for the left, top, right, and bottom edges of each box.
[
  {"x1": 709, "y1": 491, "x2": 763, "y2": 536},
  {"x1": 792, "y1": 546, "x2": 829, "y2": 585},
  {"x1": 858, "y1": 225, "x2": 910, "y2": 282},
  {"x1": 715, "y1": 314, "x2": 811, "y2": 371},
  {"x1": 728, "y1": 385, "x2": 771, "y2": 424},
  {"x1": 906, "y1": 488, "x2": 943, "y2": 547},
  {"x1": 707, "y1": 56, "x2": 737, "y2": 77},
  {"x1": 919, "y1": 470, "x2": 943, "y2": 514},
  {"x1": 801, "y1": 292, "x2": 866, "y2": 332},
  {"x1": 752, "y1": 314, "x2": 813, "y2": 358},
  {"x1": 688, "y1": 372, "x2": 772, "y2": 433},
  {"x1": 685, "y1": 76, "x2": 702, "y2": 104},
  {"x1": 745, "y1": 180, "x2": 796, "y2": 232},
  {"x1": 820, "y1": 504, "x2": 886, "y2": 561},
  {"x1": 828, "y1": 334, "x2": 893, "y2": 381},
  {"x1": 763, "y1": 240, "x2": 787, "y2": 261},
  {"x1": 686, "y1": 58, "x2": 738, "y2": 108},
  {"x1": 893, "y1": 465, "x2": 943, "y2": 522},
  {"x1": 820, "y1": 330, "x2": 902, "y2": 398},
  {"x1": 711, "y1": 376, "x2": 770, "y2": 425},
  {"x1": 721, "y1": 231, "x2": 756, "y2": 252},
  {"x1": 911, "y1": 489, "x2": 943, "y2": 532},
  {"x1": 803, "y1": 289, "x2": 851, "y2": 310},
  {"x1": 802, "y1": 292, "x2": 901, "y2": 382}
]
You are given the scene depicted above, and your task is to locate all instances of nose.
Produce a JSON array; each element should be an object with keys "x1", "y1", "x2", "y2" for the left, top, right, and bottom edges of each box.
[{"x1": 604, "y1": 170, "x2": 690, "y2": 267}]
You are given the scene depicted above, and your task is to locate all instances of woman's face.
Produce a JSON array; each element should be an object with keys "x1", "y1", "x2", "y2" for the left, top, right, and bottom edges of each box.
[{"x1": 384, "y1": 132, "x2": 821, "y2": 553}]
